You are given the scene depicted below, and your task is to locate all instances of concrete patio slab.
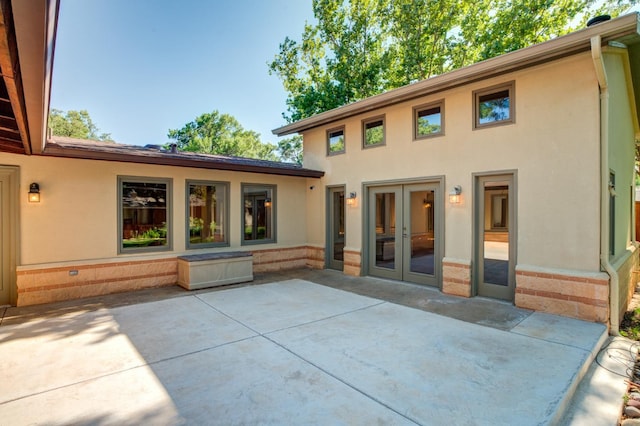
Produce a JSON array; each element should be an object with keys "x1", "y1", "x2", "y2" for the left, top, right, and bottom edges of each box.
[
  {"x1": 0, "y1": 277, "x2": 609, "y2": 425},
  {"x1": 0, "y1": 308, "x2": 146, "y2": 404},
  {"x1": 197, "y1": 279, "x2": 383, "y2": 333},
  {"x1": 109, "y1": 296, "x2": 257, "y2": 363},
  {"x1": 268, "y1": 301, "x2": 598, "y2": 425},
  {"x1": 511, "y1": 312, "x2": 607, "y2": 352}
]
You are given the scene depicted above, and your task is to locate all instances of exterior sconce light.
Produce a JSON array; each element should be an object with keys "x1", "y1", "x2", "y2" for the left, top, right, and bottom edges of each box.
[
  {"x1": 346, "y1": 192, "x2": 357, "y2": 206},
  {"x1": 449, "y1": 185, "x2": 462, "y2": 204},
  {"x1": 264, "y1": 198, "x2": 272, "y2": 208},
  {"x1": 28, "y1": 182, "x2": 40, "y2": 203}
]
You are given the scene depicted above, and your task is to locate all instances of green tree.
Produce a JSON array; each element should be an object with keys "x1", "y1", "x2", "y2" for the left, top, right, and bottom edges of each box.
[
  {"x1": 48, "y1": 108, "x2": 113, "y2": 141},
  {"x1": 270, "y1": 0, "x2": 637, "y2": 121},
  {"x1": 167, "y1": 111, "x2": 278, "y2": 161},
  {"x1": 276, "y1": 135, "x2": 303, "y2": 164}
]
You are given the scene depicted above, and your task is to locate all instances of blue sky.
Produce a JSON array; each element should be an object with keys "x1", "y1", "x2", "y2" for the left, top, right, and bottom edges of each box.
[{"x1": 51, "y1": 0, "x2": 313, "y2": 146}]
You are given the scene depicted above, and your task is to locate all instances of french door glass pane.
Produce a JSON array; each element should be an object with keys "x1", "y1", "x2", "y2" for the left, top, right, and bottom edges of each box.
[
  {"x1": 483, "y1": 184, "x2": 509, "y2": 285},
  {"x1": 410, "y1": 190, "x2": 435, "y2": 275},
  {"x1": 333, "y1": 190, "x2": 344, "y2": 262},
  {"x1": 375, "y1": 192, "x2": 396, "y2": 269}
]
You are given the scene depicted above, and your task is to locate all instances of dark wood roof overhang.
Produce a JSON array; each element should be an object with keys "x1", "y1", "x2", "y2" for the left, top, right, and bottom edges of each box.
[
  {"x1": 42, "y1": 140, "x2": 325, "y2": 178},
  {"x1": 0, "y1": 0, "x2": 30, "y2": 154}
]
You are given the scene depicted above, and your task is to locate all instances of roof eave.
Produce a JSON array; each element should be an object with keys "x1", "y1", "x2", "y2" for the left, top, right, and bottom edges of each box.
[
  {"x1": 42, "y1": 142, "x2": 325, "y2": 179},
  {"x1": 273, "y1": 13, "x2": 640, "y2": 137}
]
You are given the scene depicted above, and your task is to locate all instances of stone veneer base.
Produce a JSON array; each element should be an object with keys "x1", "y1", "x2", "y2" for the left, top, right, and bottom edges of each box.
[
  {"x1": 515, "y1": 266, "x2": 610, "y2": 323},
  {"x1": 442, "y1": 259, "x2": 472, "y2": 297},
  {"x1": 15, "y1": 246, "x2": 327, "y2": 306},
  {"x1": 16, "y1": 258, "x2": 178, "y2": 306},
  {"x1": 343, "y1": 250, "x2": 361, "y2": 276}
]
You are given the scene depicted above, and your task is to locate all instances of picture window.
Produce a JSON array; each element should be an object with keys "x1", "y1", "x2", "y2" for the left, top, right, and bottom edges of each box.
[
  {"x1": 119, "y1": 176, "x2": 172, "y2": 253},
  {"x1": 186, "y1": 181, "x2": 229, "y2": 248},
  {"x1": 242, "y1": 184, "x2": 276, "y2": 245}
]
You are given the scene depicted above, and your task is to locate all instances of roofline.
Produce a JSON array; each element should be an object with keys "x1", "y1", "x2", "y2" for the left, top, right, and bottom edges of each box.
[
  {"x1": 42, "y1": 141, "x2": 325, "y2": 179},
  {"x1": 273, "y1": 13, "x2": 640, "y2": 137}
]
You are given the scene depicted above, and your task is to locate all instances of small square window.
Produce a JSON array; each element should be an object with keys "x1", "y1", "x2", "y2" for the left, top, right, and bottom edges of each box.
[
  {"x1": 118, "y1": 176, "x2": 172, "y2": 254},
  {"x1": 362, "y1": 116, "x2": 385, "y2": 148},
  {"x1": 327, "y1": 127, "x2": 345, "y2": 156},
  {"x1": 474, "y1": 82, "x2": 515, "y2": 129},
  {"x1": 414, "y1": 101, "x2": 444, "y2": 139},
  {"x1": 186, "y1": 180, "x2": 229, "y2": 249}
]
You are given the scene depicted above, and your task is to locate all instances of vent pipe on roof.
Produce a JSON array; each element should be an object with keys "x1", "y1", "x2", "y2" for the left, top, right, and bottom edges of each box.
[
  {"x1": 587, "y1": 15, "x2": 611, "y2": 27},
  {"x1": 170, "y1": 143, "x2": 178, "y2": 154}
]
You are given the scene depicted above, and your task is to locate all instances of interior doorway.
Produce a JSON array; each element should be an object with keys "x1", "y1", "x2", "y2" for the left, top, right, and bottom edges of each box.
[
  {"x1": 367, "y1": 182, "x2": 441, "y2": 286},
  {"x1": 474, "y1": 173, "x2": 516, "y2": 301}
]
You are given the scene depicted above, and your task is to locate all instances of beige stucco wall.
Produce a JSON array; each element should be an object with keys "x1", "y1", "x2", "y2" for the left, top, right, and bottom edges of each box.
[
  {"x1": 605, "y1": 50, "x2": 636, "y2": 257},
  {"x1": 303, "y1": 52, "x2": 602, "y2": 272},
  {"x1": 603, "y1": 49, "x2": 640, "y2": 319},
  {"x1": 0, "y1": 153, "x2": 309, "y2": 266}
]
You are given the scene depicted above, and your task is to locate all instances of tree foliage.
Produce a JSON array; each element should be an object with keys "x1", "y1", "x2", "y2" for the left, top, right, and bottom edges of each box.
[
  {"x1": 167, "y1": 111, "x2": 278, "y2": 161},
  {"x1": 48, "y1": 108, "x2": 113, "y2": 141},
  {"x1": 276, "y1": 135, "x2": 304, "y2": 164},
  {"x1": 270, "y1": 0, "x2": 637, "y2": 122}
]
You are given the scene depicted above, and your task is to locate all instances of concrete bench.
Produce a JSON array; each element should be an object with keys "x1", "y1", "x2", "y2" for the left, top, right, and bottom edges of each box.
[{"x1": 177, "y1": 251, "x2": 253, "y2": 290}]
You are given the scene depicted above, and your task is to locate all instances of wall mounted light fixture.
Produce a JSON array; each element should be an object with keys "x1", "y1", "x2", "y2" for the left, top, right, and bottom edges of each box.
[
  {"x1": 28, "y1": 182, "x2": 40, "y2": 203},
  {"x1": 264, "y1": 198, "x2": 272, "y2": 208},
  {"x1": 449, "y1": 185, "x2": 462, "y2": 204},
  {"x1": 346, "y1": 192, "x2": 357, "y2": 206}
]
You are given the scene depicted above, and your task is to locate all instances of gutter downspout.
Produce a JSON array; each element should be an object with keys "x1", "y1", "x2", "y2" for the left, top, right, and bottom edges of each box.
[{"x1": 591, "y1": 35, "x2": 620, "y2": 335}]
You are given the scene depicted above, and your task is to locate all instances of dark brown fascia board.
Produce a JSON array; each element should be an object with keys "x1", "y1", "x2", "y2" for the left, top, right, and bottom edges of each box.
[
  {"x1": 0, "y1": 0, "x2": 30, "y2": 154},
  {"x1": 273, "y1": 13, "x2": 640, "y2": 136},
  {"x1": 41, "y1": 143, "x2": 325, "y2": 179}
]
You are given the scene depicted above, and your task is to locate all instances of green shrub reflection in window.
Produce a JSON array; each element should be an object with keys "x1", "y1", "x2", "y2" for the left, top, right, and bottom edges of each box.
[
  {"x1": 363, "y1": 118, "x2": 384, "y2": 146},
  {"x1": 242, "y1": 184, "x2": 275, "y2": 245},
  {"x1": 120, "y1": 178, "x2": 170, "y2": 251},
  {"x1": 327, "y1": 127, "x2": 345, "y2": 155},
  {"x1": 416, "y1": 104, "x2": 442, "y2": 138},
  {"x1": 188, "y1": 182, "x2": 227, "y2": 247}
]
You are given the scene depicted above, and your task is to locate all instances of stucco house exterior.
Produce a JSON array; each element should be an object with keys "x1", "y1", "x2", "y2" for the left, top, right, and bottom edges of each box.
[
  {"x1": 1, "y1": 1, "x2": 639, "y2": 332},
  {"x1": 273, "y1": 14, "x2": 640, "y2": 333}
]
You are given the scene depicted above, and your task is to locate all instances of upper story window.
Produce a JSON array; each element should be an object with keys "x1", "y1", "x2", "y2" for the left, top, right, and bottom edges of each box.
[
  {"x1": 362, "y1": 116, "x2": 385, "y2": 148},
  {"x1": 186, "y1": 180, "x2": 229, "y2": 249},
  {"x1": 474, "y1": 82, "x2": 515, "y2": 129},
  {"x1": 119, "y1": 176, "x2": 172, "y2": 253},
  {"x1": 327, "y1": 126, "x2": 345, "y2": 155},
  {"x1": 414, "y1": 101, "x2": 444, "y2": 139},
  {"x1": 242, "y1": 184, "x2": 276, "y2": 245}
]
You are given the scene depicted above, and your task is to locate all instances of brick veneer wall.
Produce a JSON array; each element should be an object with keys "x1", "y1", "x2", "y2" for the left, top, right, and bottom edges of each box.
[
  {"x1": 442, "y1": 259, "x2": 472, "y2": 297},
  {"x1": 15, "y1": 245, "x2": 328, "y2": 306},
  {"x1": 515, "y1": 267, "x2": 610, "y2": 323},
  {"x1": 16, "y1": 258, "x2": 178, "y2": 306},
  {"x1": 306, "y1": 246, "x2": 325, "y2": 269},
  {"x1": 343, "y1": 250, "x2": 361, "y2": 276}
]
